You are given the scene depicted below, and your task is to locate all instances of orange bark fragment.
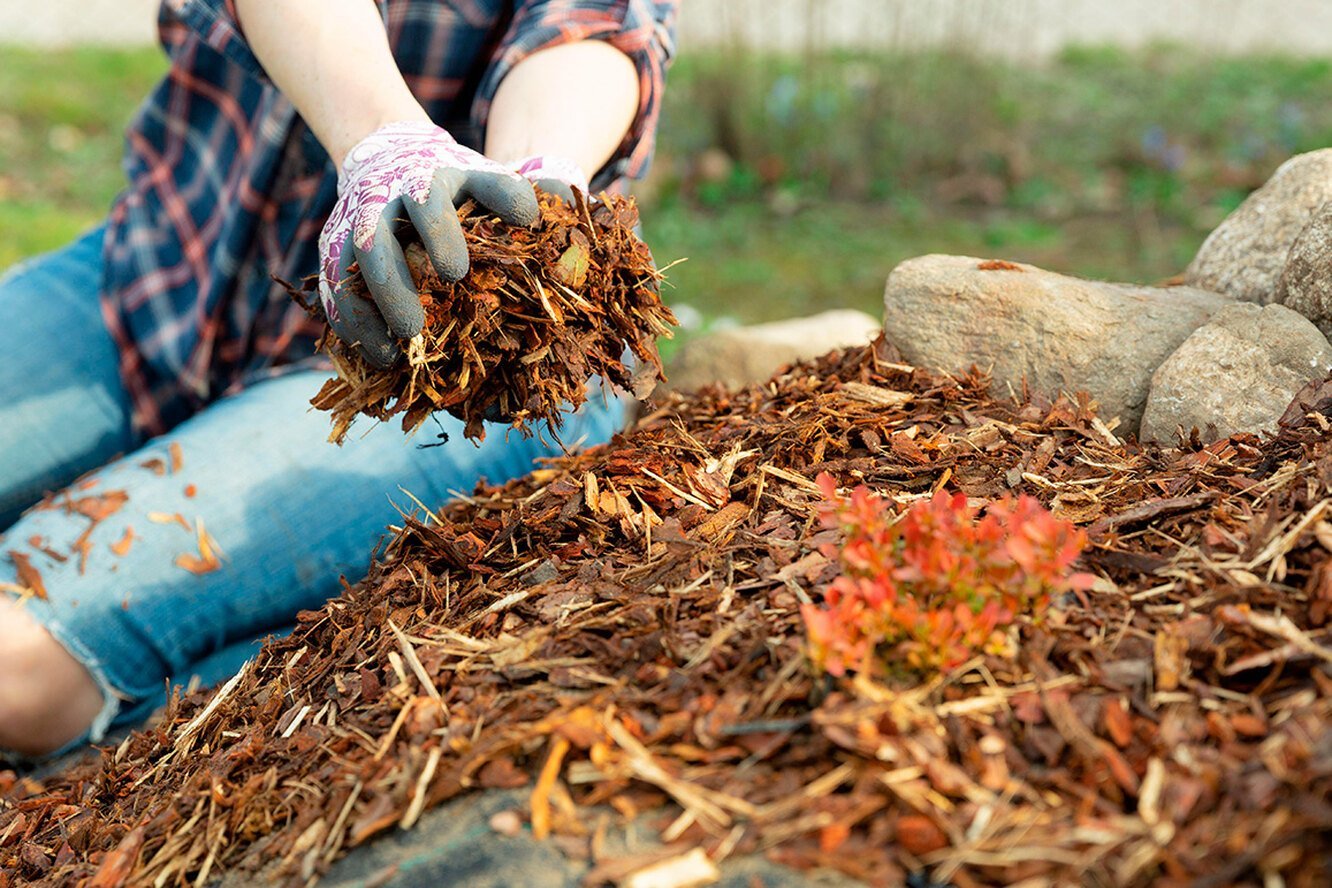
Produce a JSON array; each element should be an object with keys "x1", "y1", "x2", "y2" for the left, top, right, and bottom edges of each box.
[
  {"x1": 87, "y1": 825, "x2": 145, "y2": 888},
  {"x1": 1231, "y1": 713, "x2": 1268, "y2": 737},
  {"x1": 530, "y1": 735, "x2": 570, "y2": 841},
  {"x1": 1103, "y1": 697, "x2": 1134, "y2": 748},
  {"x1": 70, "y1": 490, "x2": 129, "y2": 522},
  {"x1": 7, "y1": 550, "x2": 48, "y2": 599},
  {"x1": 819, "y1": 822, "x2": 851, "y2": 854},
  {"x1": 174, "y1": 519, "x2": 223, "y2": 575},
  {"x1": 977, "y1": 259, "x2": 1024, "y2": 271},
  {"x1": 72, "y1": 535, "x2": 94, "y2": 575},
  {"x1": 110, "y1": 527, "x2": 138, "y2": 558},
  {"x1": 148, "y1": 512, "x2": 192, "y2": 532},
  {"x1": 894, "y1": 814, "x2": 947, "y2": 855},
  {"x1": 175, "y1": 554, "x2": 221, "y2": 575}
]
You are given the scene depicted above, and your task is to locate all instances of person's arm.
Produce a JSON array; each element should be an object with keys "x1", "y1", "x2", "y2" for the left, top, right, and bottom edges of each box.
[
  {"x1": 233, "y1": 0, "x2": 548, "y2": 367},
  {"x1": 233, "y1": 0, "x2": 428, "y2": 166},
  {"x1": 231, "y1": 2, "x2": 640, "y2": 175},
  {"x1": 472, "y1": 0, "x2": 678, "y2": 193},
  {"x1": 229, "y1": 0, "x2": 660, "y2": 367},
  {"x1": 485, "y1": 40, "x2": 640, "y2": 193}
]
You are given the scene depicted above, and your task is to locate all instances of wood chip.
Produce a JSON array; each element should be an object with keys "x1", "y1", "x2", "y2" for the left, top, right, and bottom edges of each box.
[
  {"x1": 623, "y1": 848, "x2": 720, "y2": 888},
  {"x1": 8, "y1": 345, "x2": 1332, "y2": 888},
  {"x1": 305, "y1": 190, "x2": 674, "y2": 443}
]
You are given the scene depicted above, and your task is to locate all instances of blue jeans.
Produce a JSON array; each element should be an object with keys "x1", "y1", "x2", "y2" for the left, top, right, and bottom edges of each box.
[{"x1": 0, "y1": 228, "x2": 625, "y2": 743}]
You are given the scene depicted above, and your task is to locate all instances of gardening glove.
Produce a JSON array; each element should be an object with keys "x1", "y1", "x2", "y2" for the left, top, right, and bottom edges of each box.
[
  {"x1": 319, "y1": 120, "x2": 540, "y2": 368},
  {"x1": 512, "y1": 154, "x2": 590, "y2": 205}
]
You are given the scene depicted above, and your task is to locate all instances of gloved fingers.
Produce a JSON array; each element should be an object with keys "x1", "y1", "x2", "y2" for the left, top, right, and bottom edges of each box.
[
  {"x1": 328, "y1": 233, "x2": 400, "y2": 369},
  {"x1": 405, "y1": 167, "x2": 470, "y2": 283},
  {"x1": 459, "y1": 169, "x2": 540, "y2": 228},
  {"x1": 352, "y1": 200, "x2": 426, "y2": 340},
  {"x1": 532, "y1": 177, "x2": 576, "y2": 205}
]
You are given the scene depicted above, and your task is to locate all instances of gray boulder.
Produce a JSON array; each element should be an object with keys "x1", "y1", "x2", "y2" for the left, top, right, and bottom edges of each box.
[
  {"x1": 666, "y1": 309, "x2": 880, "y2": 392},
  {"x1": 1186, "y1": 149, "x2": 1332, "y2": 304},
  {"x1": 882, "y1": 255, "x2": 1232, "y2": 432},
  {"x1": 1140, "y1": 303, "x2": 1332, "y2": 444},
  {"x1": 1276, "y1": 198, "x2": 1332, "y2": 338}
]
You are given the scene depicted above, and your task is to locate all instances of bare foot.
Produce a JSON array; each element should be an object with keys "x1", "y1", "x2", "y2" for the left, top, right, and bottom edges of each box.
[{"x1": 0, "y1": 600, "x2": 105, "y2": 757}]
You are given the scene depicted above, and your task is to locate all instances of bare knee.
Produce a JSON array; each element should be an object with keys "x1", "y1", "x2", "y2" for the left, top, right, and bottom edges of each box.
[{"x1": 0, "y1": 602, "x2": 105, "y2": 757}]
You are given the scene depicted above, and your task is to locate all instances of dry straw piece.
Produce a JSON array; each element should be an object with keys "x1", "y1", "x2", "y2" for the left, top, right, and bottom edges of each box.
[{"x1": 310, "y1": 190, "x2": 676, "y2": 443}]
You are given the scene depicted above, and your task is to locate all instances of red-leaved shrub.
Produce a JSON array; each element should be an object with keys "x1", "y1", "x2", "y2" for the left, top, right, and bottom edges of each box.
[{"x1": 802, "y1": 474, "x2": 1093, "y2": 675}]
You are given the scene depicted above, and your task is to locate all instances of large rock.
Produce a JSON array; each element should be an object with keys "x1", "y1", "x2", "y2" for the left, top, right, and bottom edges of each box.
[
  {"x1": 1276, "y1": 198, "x2": 1332, "y2": 338},
  {"x1": 1185, "y1": 149, "x2": 1332, "y2": 304},
  {"x1": 666, "y1": 309, "x2": 880, "y2": 391},
  {"x1": 882, "y1": 255, "x2": 1232, "y2": 432},
  {"x1": 1140, "y1": 303, "x2": 1332, "y2": 444}
]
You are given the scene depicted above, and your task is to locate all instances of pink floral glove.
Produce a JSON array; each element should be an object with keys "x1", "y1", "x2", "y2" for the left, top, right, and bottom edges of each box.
[
  {"x1": 319, "y1": 121, "x2": 539, "y2": 368},
  {"x1": 512, "y1": 154, "x2": 590, "y2": 204}
]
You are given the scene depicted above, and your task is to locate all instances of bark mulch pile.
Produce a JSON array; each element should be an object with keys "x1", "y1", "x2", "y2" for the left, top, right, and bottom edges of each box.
[
  {"x1": 308, "y1": 191, "x2": 674, "y2": 444},
  {"x1": 4, "y1": 338, "x2": 1332, "y2": 887}
]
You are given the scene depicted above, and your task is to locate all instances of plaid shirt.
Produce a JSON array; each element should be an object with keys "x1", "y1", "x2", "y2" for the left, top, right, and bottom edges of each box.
[{"x1": 101, "y1": 0, "x2": 677, "y2": 436}]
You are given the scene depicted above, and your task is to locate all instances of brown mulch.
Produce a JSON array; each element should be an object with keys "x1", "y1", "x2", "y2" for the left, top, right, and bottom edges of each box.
[
  {"x1": 309, "y1": 191, "x2": 674, "y2": 444},
  {"x1": 3, "y1": 337, "x2": 1332, "y2": 887}
]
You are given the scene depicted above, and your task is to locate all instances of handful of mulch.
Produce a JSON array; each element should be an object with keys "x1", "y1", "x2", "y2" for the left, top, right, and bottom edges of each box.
[{"x1": 310, "y1": 190, "x2": 676, "y2": 443}]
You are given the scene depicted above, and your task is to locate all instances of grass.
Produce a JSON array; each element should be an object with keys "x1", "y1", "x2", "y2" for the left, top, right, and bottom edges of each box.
[
  {"x1": 0, "y1": 43, "x2": 1324, "y2": 330},
  {"x1": 648, "y1": 200, "x2": 1203, "y2": 327},
  {"x1": 647, "y1": 44, "x2": 1332, "y2": 327},
  {"x1": 659, "y1": 45, "x2": 1332, "y2": 208},
  {"x1": 0, "y1": 47, "x2": 167, "y2": 267}
]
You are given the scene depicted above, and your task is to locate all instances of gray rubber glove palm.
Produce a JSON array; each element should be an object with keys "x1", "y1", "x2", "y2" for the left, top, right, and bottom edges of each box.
[
  {"x1": 317, "y1": 121, "x2": 539, "y2": 367},
  {"x1": 512, "y1": 154, "x2": 590, "y2": 206}
]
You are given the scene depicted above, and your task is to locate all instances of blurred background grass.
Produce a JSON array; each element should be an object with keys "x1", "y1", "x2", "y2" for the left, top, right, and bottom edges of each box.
[{"x1": 2, "y1": 41, "x2": 1331, "y2": 336}]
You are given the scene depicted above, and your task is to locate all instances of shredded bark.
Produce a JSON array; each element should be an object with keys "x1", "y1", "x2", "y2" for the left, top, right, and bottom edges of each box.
[
  {"x1": 3, "y1": 338, "x2": 1332, "y2": 887},
  {"x1": 309, "y1": 191, "x2": 675, "y2": 443}
]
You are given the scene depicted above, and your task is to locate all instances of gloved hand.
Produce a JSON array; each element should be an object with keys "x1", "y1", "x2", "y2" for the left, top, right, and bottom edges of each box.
[
  {"x1": 318, "y1": 120, "x2": 540, "y2": 367},
  {"x1": 512, "y1": 154, "x2": 590, "y2": 205}
]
